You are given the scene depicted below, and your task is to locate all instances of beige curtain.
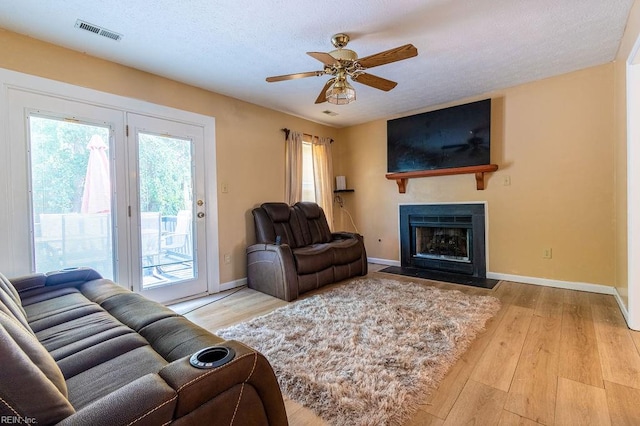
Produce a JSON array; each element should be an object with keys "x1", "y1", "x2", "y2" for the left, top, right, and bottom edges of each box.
[
  {"x1": 285, "y1": 131, "x2": 303, "y2": 205},
  {"x1": 312, "y1": 136, "x2": 334, "y2": 230}
]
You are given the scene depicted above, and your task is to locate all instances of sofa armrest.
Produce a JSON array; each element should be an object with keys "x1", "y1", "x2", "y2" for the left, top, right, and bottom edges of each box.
[
  {"x1": 159, "y1": 340, "x2": 288, "y2": 425},
  {"x1": 8, "y1": 273, "x2": 47, "y2": 293},
  {"x1": 56, "y1": 374, "x2": 176, "y2": 426},
  {"x1": 12, "y1": 268, "x2": 105, "y2": 297},
  {"x1": 45, "y1": 268, "x2": 103, "y2": 287},
  {"x1": 247, "y1": 243, "x2": 299, "y2": 301}
]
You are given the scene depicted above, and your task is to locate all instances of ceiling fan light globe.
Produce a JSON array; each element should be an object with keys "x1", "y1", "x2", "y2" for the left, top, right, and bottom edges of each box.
[
  {"x1": 329, "y1": 48, "x2": 358, "y2": 62},
  {"x1": 326, "y1": 80, "x2": 356, "y2": 105}
]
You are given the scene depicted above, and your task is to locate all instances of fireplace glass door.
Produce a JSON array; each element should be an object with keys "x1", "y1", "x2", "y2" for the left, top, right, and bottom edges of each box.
[{"x1": 415, "y1": 226, "x2": 470, "y2": 263}]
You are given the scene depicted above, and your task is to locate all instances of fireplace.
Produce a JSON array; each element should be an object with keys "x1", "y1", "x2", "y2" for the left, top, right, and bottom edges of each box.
[{"x1": 399, "y1": 203, "x2": 487, "y2": 278}]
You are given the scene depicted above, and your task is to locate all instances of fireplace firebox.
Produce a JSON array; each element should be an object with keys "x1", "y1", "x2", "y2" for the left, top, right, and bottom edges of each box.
[{"x1": 399, "y1": 204, "x2": 487, "y2": 278}]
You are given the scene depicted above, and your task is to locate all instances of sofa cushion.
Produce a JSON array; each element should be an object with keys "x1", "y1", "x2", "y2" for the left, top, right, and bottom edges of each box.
[
  {"x1": 54, "y1": 331, "x2": 150, "y2": 379},
  {"x1": 297, "y1": 267, "x2": 334, "y2": 293},
  {"x1": 0, "y1": 274, "x2": 26, "y2": 315},
  {"x1": 140, "y1": 316, "x2": 225, "y2": 361},
  {"x1": 77, "y1": 278, "x2": 132, "y2": 305},
  {"x1": 294, "y1": 202, "x2": 332, "y2": 244},
  {"x1": 292, "y1": 244, "x2": 334, "y2": 274},
  {"x1": 98, "y1": 292, "x2": 178, "y2": 332},
  {"x1": 65, "y1": 345, "x2": 168, "y2": 409},
  {"x1": 23, "y1": 290, "x2": 105, "y2": 333},
  {"x1": 0, "y1": 276, "x2": 30, "y2": 332},
  {"x1": 0, "y1": 311, "x2": 75, "y2": 424},
  {"x1": 262, "y1": 202, "x2": 291, "y2": 222},
  {"x1": 35, "y1": 311, "x2": 129, "y2": 353},
  {"x1": 331, "y1": 237, "x2": 365, "y2": 265},
  {"x1": 260, "y1": 202, "x2": 305, "y2": 248}
]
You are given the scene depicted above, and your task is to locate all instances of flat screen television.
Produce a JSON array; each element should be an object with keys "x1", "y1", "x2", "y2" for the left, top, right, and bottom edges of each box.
[{"x1": 387, "y1": 99, "x2": 491, "y2": 173}]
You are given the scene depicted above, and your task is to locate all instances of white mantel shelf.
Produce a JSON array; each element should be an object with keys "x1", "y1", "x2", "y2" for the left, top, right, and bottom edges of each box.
[{"x1": 385, "y1": 164, "x2": 499, "y2": 193}]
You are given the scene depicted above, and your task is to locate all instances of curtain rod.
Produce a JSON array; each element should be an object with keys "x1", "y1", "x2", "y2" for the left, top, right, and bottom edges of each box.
[{"x1": 281, "y1": 128, "x2": 333, "y2": 143}]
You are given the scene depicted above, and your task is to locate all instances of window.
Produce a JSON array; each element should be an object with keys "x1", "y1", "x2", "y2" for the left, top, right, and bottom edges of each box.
[
  {"x1": 284, "y1": 131, "x2": 333, "y2": 229},
  {"x1": 301, "y1": 141, "x2": 316, "y2": 202}
]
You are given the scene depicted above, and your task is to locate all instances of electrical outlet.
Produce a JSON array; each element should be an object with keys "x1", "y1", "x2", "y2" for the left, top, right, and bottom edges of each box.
[
  {"x1": 503, "y1": 175, "x2": 511, "y2": 186},
  {"x1": 543, "y1": 248, "x2": 552, "y2": 259},
  {"x1": 221, "y1": 182, "x2": 229, "y2": 193},
  {"x1": 223, "y1": 254, "x2": 231, "y2": 264}
]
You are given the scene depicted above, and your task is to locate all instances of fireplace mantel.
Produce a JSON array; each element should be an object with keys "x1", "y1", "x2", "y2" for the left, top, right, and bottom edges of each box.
[{"x1": 385, "y1": 164, "x2": 499, "y2": 193}]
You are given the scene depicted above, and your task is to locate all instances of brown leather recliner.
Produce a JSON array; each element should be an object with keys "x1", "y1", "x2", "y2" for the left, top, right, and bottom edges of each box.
[
  {"x1": 247, "y1": 202, "x2": 367, "y2": 301},
  {"x1": 0, "y1": 268, "x2": 288, "y2": 425}
]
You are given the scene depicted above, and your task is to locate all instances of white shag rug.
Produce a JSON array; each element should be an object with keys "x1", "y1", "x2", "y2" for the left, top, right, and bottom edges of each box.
[{"x1": 216, "y1": 277, "x2": 501, "y2": 426}]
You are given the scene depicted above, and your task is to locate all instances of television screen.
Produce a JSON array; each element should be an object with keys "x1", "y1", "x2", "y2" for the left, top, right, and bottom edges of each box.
[{"x1": 387, "y1": 99, "x2": 491, "y2": 173}]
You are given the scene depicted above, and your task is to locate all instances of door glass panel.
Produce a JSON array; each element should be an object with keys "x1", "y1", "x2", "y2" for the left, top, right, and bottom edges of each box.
[
  {"x1": 29, "y1": 115, "x2": 114, "y2": 279},
  {"x1": 137, "y1": 132, "x2": 195, "y2": 288}
]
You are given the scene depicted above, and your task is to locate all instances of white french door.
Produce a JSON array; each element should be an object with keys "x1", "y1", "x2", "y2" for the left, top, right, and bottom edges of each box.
[
  {"x1": 127, "y1": 113, "x2": 208, "y2": 302},
  {"x1": 6, "y1": 86, "x2": 213, "y2": 303},
  {"x1": 8, "y1": 89, "x2": 129, "y2": 282}
]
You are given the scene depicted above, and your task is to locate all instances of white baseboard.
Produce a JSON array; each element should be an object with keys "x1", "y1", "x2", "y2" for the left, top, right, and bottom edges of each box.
[
  {"x1": 368, "y1": 257, "x2": 616, "y2": 295},
  {"x1": 486, "y1": 272, "x2": 615, "y2": 295},
  {"x1": 218, "y1": 277, "x2": 247, "y2": 292},
  {"x1": 368, "y1": 257, "x2": 401, "y2": 267},
  {"x1": 489, "y1": 272, "x2": 635, "y2": 329},
  {"x1": 614, "y1": 289, "x2": 630, "y2": 324}
]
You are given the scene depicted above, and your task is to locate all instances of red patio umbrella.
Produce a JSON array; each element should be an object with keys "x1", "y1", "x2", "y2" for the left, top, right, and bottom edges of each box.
[{"x1": 81, "y1": 135, "x2": 111, "y2": 214}]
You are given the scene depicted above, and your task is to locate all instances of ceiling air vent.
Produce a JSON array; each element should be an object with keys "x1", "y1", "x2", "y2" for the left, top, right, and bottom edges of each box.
[
  {"x1": 322, "y1": 110, "x2": 338, "y2": 117},
  {"x1": 75, "y1": 19, "x2": 123, "y2": 41}
]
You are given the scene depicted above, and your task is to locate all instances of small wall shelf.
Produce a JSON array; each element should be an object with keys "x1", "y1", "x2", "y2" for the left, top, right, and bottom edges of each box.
[
  {"x1": 333, "y1": 189, "x2": 355, "y2": 193},
  {"x1": 385, "y1": 164, "x2": 499, "y2": 193}
]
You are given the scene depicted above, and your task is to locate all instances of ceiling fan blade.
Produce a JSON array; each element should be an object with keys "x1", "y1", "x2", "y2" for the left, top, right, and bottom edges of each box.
[
  {"x1": 307, "y1": 52, "x2": 338, "y2": 66},
  {"x1": 315, "y1": 79, "x2": 335, "y2": 104},
  {"x1": 357, "y1": 44, "x2": 418, "y2": 69},
  {"x1": 266, "y1": 71, "x2": 323, "y2": 82},
  {"x1": 352, "y1": 73, "x2": 397, "y2": 91}
]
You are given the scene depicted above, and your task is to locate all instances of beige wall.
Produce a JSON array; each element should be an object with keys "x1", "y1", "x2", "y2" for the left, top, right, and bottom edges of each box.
[
  {"x1": 0, "y1": 29, "x2": 335, "y2": 284},
  {"x1": 613, "y1": 1, "x2": 640, "y2": 306},
  {"x1": 0, "y1": 22, "x2": 630, "y2": 290},
  {"x1": 334, "y1": 64, "x2": 616, "y2": 286}
]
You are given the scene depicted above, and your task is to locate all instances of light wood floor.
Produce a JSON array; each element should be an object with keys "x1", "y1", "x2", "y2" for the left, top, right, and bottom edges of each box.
[{"x1": 181, "y1": 268, "x2": 640, "y2": 425}]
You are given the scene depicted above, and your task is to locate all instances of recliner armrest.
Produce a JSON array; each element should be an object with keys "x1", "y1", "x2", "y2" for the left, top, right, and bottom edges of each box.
[
  {"x1": 8, "y1": 273, "x2": 47, "y2": 293},
  {"x1": 12, "y1": 268, "x2": 104, "y2": 295},
  {"x1": 246, "y1": 243, "x2": 299, "y2": 301},
  {"x1": 45, "y1": 268, "x2": 103, "y2": 287},
  {"x1": 246, "y1": 242, "x2": 290, "y2": 253},
  {"x1": 158, "y1": 340, "x2": 288, "y2": 425},
  {"x1": 331, "y1": 231, "x2": 362, "y2": 240},
  {"x1": 56, "y1": 374, "x2": 176, "y2": 426}
]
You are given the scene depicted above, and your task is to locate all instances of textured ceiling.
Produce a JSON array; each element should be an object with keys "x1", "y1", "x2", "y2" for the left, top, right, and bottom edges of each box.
[{"x1": 0, "y1": 0, "x2": 633, "y2": 127}]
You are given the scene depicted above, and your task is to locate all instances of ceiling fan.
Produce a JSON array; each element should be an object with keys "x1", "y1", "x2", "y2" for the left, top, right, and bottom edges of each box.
[{"x1": 265, "y1": 33, "x2": 418, "y2": 105}]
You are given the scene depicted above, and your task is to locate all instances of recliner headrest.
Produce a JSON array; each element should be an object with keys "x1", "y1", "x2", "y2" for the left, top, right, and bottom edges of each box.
[
  {"x1": 261, "y1": 203, "x2": 292, "y2": 223},
  {"x1": 294, "y1": 202, "x2": 322, "y2": 219}
]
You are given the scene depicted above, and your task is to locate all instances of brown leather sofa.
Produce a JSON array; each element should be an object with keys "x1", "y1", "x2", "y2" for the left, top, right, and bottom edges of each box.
[
  {"x1": 0, "y1": 267, "x2": 287, "y2": 425},
  {"x1": 247, "y1": 202, "x2": 367, "y2": 302}
]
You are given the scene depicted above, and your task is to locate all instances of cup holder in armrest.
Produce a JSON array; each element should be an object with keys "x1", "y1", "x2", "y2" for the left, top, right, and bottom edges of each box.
[{"x1": 189, "y1": 346, "x2": 236, "y2": 369}]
